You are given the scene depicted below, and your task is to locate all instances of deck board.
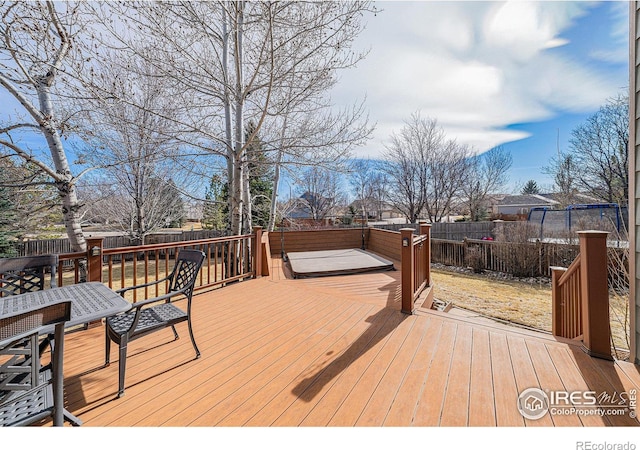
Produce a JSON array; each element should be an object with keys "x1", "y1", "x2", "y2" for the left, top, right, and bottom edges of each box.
[
  {"x1": 38, "y1": 257, "x2": 640, "y2": 428},
  {"x1": 546, "y1": 345, "x2": 607, "y2": 426},
  {"x1": 525, "y1": 340, "x2": 583, "y2": 426},
  {"x1": 412, "y1": 321, "x2": 457, "y2": 426},
  {"x1": 439, "y1": 323, "x2": 472, "y2": 426},
  {"x1": 382, "y1": 317, "x2": 442, "y2": 426},
  {"x1": 210, "y1": 302, "x2": 371, "y2": 426},
  {"x1": 326, "y1": 311, "x2": 413, "y2": 426},
  {"x1": 490, "y1": 332, "x2": 525, "y2": 426},
  {"x1": 354, "y1": 315, "x2": 424, "y2": 426},
  {"x1": 507, "y1": 336, "x2": 555, "y2": 427},
  {"x1": 468, "y1": 328, "x2": 496, "y2": 426}
]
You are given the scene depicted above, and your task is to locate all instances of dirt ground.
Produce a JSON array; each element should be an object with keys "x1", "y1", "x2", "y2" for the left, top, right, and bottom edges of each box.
[{"x1": 430, "y1": 267, "x2": 630, "y2": 357}]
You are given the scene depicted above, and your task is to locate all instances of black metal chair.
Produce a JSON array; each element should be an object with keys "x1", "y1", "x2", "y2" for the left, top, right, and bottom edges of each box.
[
  {"x1": 0, "y1": 255, "x2": 59, "y2": 357},
  {"x1": 0, "y1": 301, "x2": 72, "y2": 426},
  {"x1": 0, "y1": 255, "x2": 58, "y2": 298},
  {"x1": 105, "y1": 249, "x2": 205, "y2": 397}
]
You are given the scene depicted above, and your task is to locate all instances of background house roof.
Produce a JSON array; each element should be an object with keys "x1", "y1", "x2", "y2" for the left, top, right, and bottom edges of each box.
[{"x1": 497, "y1": 194, "x2": 560, "y2": 207}]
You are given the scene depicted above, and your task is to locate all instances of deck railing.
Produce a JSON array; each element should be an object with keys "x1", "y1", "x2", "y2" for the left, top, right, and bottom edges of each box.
[
  {"x1": 550, "y1": 231, "x2": 612, "y2": 359},
  {"x1": 430, "y1": 237, "x2": 580, "y2": 278},
  {"x1": 550, "y1": 258, "x2": 582, "y2": 339},
  {"x1": 413, "y1": 233, "x2": 430, "y2": 297},
  {"x1": 55, "y1": 228, "x2": 263, "y2": 303},
  {"x1": 46, "y1": 224, "x2": 435, "y2": 315},
  {"x1": 400, "y1": 224, "x2": 432, "y2": 314}
]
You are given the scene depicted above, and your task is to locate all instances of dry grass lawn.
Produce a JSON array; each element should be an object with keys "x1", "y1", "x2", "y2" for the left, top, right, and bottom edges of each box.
[
  {"x1": 431, "y1": 268, "x2": 552, "y2": 330},
  {"x1": 431, "y1": 267, "x2": 630, "y2": 357}
]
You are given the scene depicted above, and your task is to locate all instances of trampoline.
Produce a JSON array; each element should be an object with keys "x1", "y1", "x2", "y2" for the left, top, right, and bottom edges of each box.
[{"x1": 286, "y1": 248, "x2": 395, "y2": 279}]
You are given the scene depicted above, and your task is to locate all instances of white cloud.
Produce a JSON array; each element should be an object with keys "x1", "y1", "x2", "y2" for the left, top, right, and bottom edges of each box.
[{"x1": 334, "y1": 1, "x2": 625, "y2": 159}]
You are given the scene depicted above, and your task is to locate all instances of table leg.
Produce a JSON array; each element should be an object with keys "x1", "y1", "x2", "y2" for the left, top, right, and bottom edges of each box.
[{"x1": 52, "y1": 323, "x2": 64, "y2": 426}]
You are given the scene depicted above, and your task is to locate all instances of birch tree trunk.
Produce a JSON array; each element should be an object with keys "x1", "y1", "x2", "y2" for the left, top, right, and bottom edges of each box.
[
  {"x1": 37, "y1": 82, "x2": 86, "y2": 252},
  {"x1": 268, "y1": 150, "x2": 283, "y2": 231}
]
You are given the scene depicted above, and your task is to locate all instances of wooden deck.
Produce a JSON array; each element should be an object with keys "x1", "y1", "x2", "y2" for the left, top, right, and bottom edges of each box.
[{"x1": 46, "y1": 257, "x2": 640, "y2": 427}]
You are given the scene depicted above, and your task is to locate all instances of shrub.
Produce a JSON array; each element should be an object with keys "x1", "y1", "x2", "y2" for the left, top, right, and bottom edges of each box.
[{"x1": 494, "y1": 221, "x2": 541, "y2": 277}]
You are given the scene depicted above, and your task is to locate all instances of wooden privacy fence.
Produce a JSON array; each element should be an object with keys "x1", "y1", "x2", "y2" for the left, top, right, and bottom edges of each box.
[
  {"x1": 368, "y1": 228, "x2": 402, "y2": 261},
  {"x1": 430, "y1": 238, "x2": 580, "y2": 278},
  {"x1": 16, "y1": 230, "x2": 224, "y2": 259},
  {"x1": 550, "y1": 231, "x2": 612, "y2": 359},
  {"x1": 374, "y1": 221, "x2": 495, "y2": 240}
]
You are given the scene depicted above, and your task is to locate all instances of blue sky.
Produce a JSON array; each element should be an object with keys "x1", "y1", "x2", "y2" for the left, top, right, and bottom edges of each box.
[
  {"x1": 1, "y1": 1, "x2": 628, "y2": 199},
  {"x1": 332, "y1": 0, "x2": 629, "y2": 193}
]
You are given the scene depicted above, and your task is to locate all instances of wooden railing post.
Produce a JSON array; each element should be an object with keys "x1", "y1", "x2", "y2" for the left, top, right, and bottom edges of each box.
[
  {"x1": 85, "y1": 237, "x2": 105, "y2": 328},
  {"x1": 86, "y1": 237, "x2": 104, "y2": 283},
  {"x1": 419, "y1": 222, "x2": 432, "y2": 287},
  {"x1": 400, "y1": 228, "x2": 415, "y2": 314},
  {"x1": 252, "y1": 226, "x2": 263, "y2": 279},
  {"x1": 578, "y1": 230, "x2": 611, "y2": 360},
  {"x1": 550, "y1": 266, "x2": 568, "y2": 336}
]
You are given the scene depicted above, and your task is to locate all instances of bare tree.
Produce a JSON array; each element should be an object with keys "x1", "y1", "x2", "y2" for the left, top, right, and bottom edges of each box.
[
  {"x1": 0, "y1": 1, "x2": 87, "y2": 251},
  {"x1": 349, "y1": 159, "x2": 388, "y2": 222},
  {"x1": 295, "y1": 167, "x2": 346, "y2": 221},
  {"x1": 462, "y1": 146, "x2": 512, "y2": 221},
  {"x1": 79, "y1": 174, "x2": 186, "y2": 245},
  {"x1": 369, "y1": 167, "x2": 390, "y2": 222},
  {"x1": 382, "y1": 113, "x2": 471, "y2": 223},
  {"x1": 0, "y1": 155, "x2": 62, "y2": 239},
  {"x1": 382, "y1": 119, "x2": 426, "y2": 223},
  {"x1": 73, "y1": 56, "x2": 190, "y2": 245},
  {"x1": 86, "y1": 1, "x2": 374, "y2": 235},
  {"x1": 568, "y1": 93, "x2": 628, "y2": 206},
  {"x1": 422, "y1": 138, "x2": 472, "y2": 223},
  {"x1": 542, "y1": 151, "x2": 579, "y2": 208}
]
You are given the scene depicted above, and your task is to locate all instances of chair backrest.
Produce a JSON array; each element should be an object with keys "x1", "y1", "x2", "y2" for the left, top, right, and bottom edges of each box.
[
  {"x1": 168, "y1": 249, "x2": 205, "y2": 300},
  {"x1": 0, "y1": 255, "x2": 58, "y2": 298},
  {"x1": 0, "y1": 301, "x2": 71, "y2": 397}
]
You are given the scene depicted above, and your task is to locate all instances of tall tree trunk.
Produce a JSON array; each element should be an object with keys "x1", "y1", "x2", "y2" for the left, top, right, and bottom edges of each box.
[
  {"x1": 242, "y1": 158, "x2": 251, "y2": 234},
  {"x1": 233, "y1": 2, "x2": 246, "y2": 235},
  {"x1": 268, "y1": 108, "x2": 290, "y2": 232},
  {"x1": 37, "y1": 83, "x2": 86, "y2": 253},
  {"x1": 222, "y1": 9, "x2": 236, "y2": 235},
  {"x1": 268, "y1": 151, "x2": 283, "y2": 232}
]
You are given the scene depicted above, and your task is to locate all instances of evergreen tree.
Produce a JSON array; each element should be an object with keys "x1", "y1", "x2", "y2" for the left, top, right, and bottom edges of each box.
[
  {"x1": 0, "y1": 185, "x2": 17, "y2": 257},
  {"x1": 202, "y1": 174, "x2": 228, "y2": 231},
  {"x1": 521, "y1": 180, "x2": 540, "y2": 195},
  {"x1": 161, "y1": 179, "x2": 185, "y2": 228},
  {"x1": 245, "y1": 122, "x2": 275, "y2": 229},
  {"x1": 201, "y1": 125, "x2": 273, "y2": 232},
  {"x1": 246, "y1": 125, "x2": 274, "y2": 229}
]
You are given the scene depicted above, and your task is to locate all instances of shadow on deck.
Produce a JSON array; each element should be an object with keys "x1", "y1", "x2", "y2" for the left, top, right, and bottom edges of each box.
[{"x1": 39, "y1": 255, "x2": 640, "y2": 427}]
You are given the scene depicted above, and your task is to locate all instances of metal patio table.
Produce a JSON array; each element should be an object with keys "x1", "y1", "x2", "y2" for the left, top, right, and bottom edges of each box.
[{"x1": 0, "y1": 282, "x2": 130, "y2": 426}]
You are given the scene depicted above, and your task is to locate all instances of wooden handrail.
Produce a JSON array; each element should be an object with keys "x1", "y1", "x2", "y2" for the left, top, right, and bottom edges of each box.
[
  {"x1": 551, "y1": 261, "x2": 581, "y2": 339},
  {"x1": 101, "y1": 234, "x2": 252, "y2": 255},
  {"x1": 550, "y1": 231, "x2": 611, "y2": 360},
  {"x1": 557, "y1": 254, "x2": 581, "y2": 285},
  {"x1": 401, "y1": 223, "x2": 432, "y2": 314},
  {"x1": 52, "y1": 233, "x2": 260, "y2": 304}
]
